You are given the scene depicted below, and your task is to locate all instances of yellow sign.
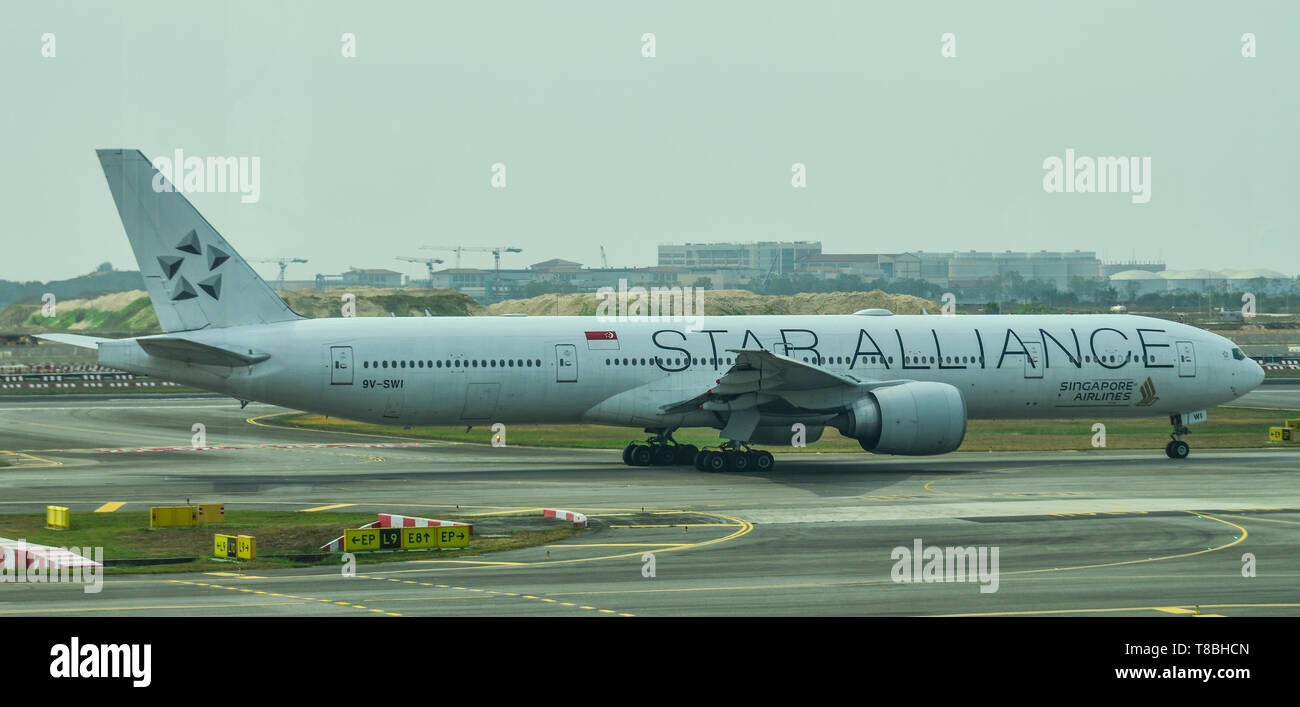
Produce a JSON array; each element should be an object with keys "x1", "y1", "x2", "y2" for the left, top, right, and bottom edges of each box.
[
  {"x1": 214, "y1": 534, "x2": 237, "y2": 558},
  {"x1": 1268, "y1": 427, "x2": 1293, "y2": 442},
  {"x1": 432, "y1": 526, "x2": 470, "y2": 548},
  {"x1": 343, "y1": 526, "x2": 469, "y2": 552},
  {"x1": 236, "y1": 535, "x2": 256, "y2": 560},
  {"x1": 343, "y1": 527, "x2": 402, "y2": 552},
  {"x1": 45, "y1": 506, "x2": 70, "y2": 530},
  {"x1": 150, "y1": 506, "x2": 198, "y2": 528},
  {"x1": 197, "y1": 504, "x2": 225, "y2": 524},
  {"x1": 1285, "y1": 419, "x2": 1300, "y2": 431}
]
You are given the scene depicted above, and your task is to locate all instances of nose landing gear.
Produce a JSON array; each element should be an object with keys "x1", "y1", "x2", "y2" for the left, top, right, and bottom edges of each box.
[{"x1": 1165, "y1": 415, "x2": 1191, "y2": 459}]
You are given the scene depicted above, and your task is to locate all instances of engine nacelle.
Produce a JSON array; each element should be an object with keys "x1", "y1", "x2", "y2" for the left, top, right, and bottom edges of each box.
[{"x1": 835, "y1": 381, "x2": 967, "y2": 455}]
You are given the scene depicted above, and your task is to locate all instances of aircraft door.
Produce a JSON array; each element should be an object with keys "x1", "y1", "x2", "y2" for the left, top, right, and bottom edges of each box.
[
  {"x1": 330, "y1": 346, "x2": 354, "y2": 385},
  {"x1": 1023, "y1": 341, "x2": 1043, "y2": 379},
  {"x1": 556, "y1": 344, "x2": 577, "y2": 382},
  {"x1": 1176, "y1": 341, "x2": 1196, "y2": 377}
]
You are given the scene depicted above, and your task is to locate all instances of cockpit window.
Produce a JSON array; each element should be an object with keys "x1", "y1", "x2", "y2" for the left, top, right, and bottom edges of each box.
[{"x1": 1231, "y1": 348, "x2": 1246, "y2": 361}]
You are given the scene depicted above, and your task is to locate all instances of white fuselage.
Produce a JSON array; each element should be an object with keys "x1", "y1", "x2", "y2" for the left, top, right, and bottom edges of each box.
[{"x1": 97, "y1": 313, "x2": 1264, "y2": 435}]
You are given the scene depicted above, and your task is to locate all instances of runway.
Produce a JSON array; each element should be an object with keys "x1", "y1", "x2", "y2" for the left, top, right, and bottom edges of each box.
[{"x1": 2, "y1": 394, "x2": 1299, "y2": 617}]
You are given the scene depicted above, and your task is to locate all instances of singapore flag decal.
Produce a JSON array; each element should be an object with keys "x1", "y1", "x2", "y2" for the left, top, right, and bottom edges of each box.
[{"x1": 585, "y1": 331, "x2": 620, "y2": 350}]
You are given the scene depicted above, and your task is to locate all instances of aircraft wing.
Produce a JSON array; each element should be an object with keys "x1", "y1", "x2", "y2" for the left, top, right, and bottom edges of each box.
[{"x1": 658, "y1": 348, "x2": 906, "y2": 415}]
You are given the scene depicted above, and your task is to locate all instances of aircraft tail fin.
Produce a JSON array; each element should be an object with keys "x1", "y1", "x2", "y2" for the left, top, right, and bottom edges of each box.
[{"x1": 95, "y1": 149, "x2": 302, "y2": 332}]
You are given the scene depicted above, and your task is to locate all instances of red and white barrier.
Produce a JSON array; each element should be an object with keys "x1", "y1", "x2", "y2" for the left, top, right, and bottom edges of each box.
[
  {"x1": 542, "y1": 508, "x2": 587, "y2": 528},
  {"x1": 376, "y1": 513, "x2": 473, "y2": 535},
  {"x1": 319, "y1": 513, "x2": 478, "y2": 552},
  {"x1": 0, "y1": 538, "x2": 102, "y2": 570}
]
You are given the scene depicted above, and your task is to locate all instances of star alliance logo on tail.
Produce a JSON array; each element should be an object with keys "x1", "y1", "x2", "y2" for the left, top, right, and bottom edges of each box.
[{"x1": 1136, "y1": 377, "x2": 1159, "y2": 407}]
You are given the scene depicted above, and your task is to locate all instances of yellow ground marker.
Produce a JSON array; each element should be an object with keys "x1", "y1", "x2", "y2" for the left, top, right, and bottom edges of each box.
[
  {"x1": 94, "y1": 502, "x2": 125, "y2": 513},
  {"x1": 1155, "y1": 606, "x2": 1225, "y2": 617},
  {"x1": 300, "y1": 503, "x2": 355, "y2": 512},
  {"x1": 545, "y1": 543, "x2": 689, "y2": 548}
]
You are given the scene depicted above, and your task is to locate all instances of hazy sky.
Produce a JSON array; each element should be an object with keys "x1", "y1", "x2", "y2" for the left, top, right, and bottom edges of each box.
[{"x1": 3, "y1": 1, "x2": 1297, "y2": 283}]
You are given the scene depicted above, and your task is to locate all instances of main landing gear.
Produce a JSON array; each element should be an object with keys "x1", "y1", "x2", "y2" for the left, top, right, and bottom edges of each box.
[
  {"x1": 693, "y1": 441, "x2": 774, "y2": 473},
  {"x1": 1165, "y1": 414, "x2": 1191, "y2": 459},
  {"x1": 620, "y1": 431, "x2": 775, "y2": 471},
  {"x1": 622, "y1": 430, "x2": 699, "y2": 467}
]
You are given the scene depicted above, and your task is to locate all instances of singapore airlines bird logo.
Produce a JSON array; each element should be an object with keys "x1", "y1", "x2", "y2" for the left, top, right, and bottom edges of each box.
[{"x1": 1136, "y1": 377, "x2": 1159, "y2": 407}]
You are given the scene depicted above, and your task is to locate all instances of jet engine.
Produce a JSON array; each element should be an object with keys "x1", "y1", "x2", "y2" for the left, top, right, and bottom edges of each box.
[{"x1": 833, "y1": 381, "x2": 967, "y2": 455}]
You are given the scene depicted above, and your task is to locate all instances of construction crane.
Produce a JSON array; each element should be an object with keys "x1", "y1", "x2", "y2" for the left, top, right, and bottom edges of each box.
[
  {"x1": 249, "y1": 257, "x2": 308, "y2": 285},
  {"x1": 419, "y1": 245, "x2": 521, "y2": 270},
  {"x1": 396, "y1": 256, "x2": 446, "y2": 285},
  {"x1": 418, "y1": 245, "x2": 522, "y2": 301}
]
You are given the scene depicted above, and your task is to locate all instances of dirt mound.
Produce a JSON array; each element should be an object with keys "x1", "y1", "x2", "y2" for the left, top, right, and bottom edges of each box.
[
  {"x1": 486, "y1": 289, "x2": 938, "y2": 317},
  {"x1": 279, "y1": 287, "x2": 486, "y2": 318}
]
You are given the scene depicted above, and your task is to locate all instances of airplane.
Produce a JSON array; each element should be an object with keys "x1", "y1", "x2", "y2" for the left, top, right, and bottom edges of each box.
[{"x1": 38, "y1": 150, "x2": 1266, "y2": 471}]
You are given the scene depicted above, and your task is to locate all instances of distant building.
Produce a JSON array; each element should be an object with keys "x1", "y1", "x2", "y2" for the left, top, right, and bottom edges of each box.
[
  {"x1": 342, "y1": 268, "x2": 404, "y2": 288},
  {"x1": 1102, "y1": 260, "x2": 1166, "y2": 278},
  {"x1": 429, "y1": 268, "x2": 491, "y2": 290},
  {"x1": 1110, "y1": 268, "x2": 1294, "y2": 296},
  {"x1": 658, "y1": 241, "x2": 821, "y2": 276},
  {"x1": 797, "y1": 250, "x2": 1105, "y2": 289},
  {"x1": 796, "y1": 254, "x2": 889, "y2": 280},
  {"x1": 530, "y1": 258, "x2": 583, "y2": 272}
]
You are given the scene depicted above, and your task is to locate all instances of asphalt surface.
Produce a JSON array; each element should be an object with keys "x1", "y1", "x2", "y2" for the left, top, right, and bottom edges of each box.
[{"x1": 1, "y1": 390, "x2": 1298, "y2": 617}]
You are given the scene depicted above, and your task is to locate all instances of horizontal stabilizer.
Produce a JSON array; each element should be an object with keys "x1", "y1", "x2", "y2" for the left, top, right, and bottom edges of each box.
[
  {"x1": 33, "y1": 333, "x2": 112, "y2": 349},
  {"x1": 135, "y1": 336, "x2": 270, "y2": 367}
]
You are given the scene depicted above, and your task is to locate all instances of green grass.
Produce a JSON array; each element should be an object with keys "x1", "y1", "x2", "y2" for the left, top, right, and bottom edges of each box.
[
  {"x1": 271, "y1": 406, "x2": 1300, "y2": 453},
  {"x1": 0, "y1": 510, "x2": 579, "y2": 573},
  {"x1": 1265, "y1": 369, "x2": 1300, "y2": 378}
]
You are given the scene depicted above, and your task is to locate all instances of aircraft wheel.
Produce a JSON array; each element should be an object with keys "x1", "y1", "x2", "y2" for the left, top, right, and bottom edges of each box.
[
  {"x1": 622, "y1": 443, "x2": 636, "y2": 466},
  {"x1": 674, "y1": 444, "x2": 699, "y2": 465},
  {"x1": 630, "y1": 445, "x2": 653, "y2": 466},
  {"x1": 694, "y1": 449, "x2": 710, "y2": 471},
  {"x1": 1169, "y1": 440, "x2": 1190, "y2": 459},
  {"x1": 752, "y1": 450, "x2": 775, "y2": 472},
  {"x1": 705, "y1": 451, "x2": 727, "y2": 473},
  {"x1": 651, "y1": 445, "x2": 675, "y2": 466},
  {"x1": 727, "y1": 451, "x2": 750, "y2": 472}
]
